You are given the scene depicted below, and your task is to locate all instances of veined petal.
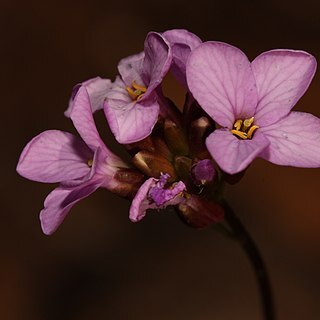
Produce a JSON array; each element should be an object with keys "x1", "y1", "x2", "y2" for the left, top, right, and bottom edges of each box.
[
  {"x1": 163, "y1": 29, "x2": 202, "y2": 51},
  {"x1": 252, "y1": 50, "x2": 317, "y2": 126},
  {"x1": 129, "y1": 177, "x2": 155, "y2": 222},
  {"x1": 163, "y1": 29, "x2": 202, "y2": 87},
  {"x1": 40, "y1": 181, "x2": 103, "y2": 235},
  {"x1": 69, "y1": 86, "x2": 106, "y2": 151},
  {"x1": 104, "y1": 98, "x2": 159, "y2": 144},
  {"x1": 142, "y1": 32, "x2": 172, "y2": 96},
  {"x1": 118, "y1": 52, "x2": 145, "y2": 87},
  {"x1": 65, "y1": 77, "x2": 112, "y2": 116},
  {"x1": 17, "y1": 130, "x2": 92, "y2": 183},
  {"x1": 187, "y1": 42, "x2": 258, "y2": 128},
  {"x1": 206, "y1": 129, "x2": 269, "y2": 174},
  {"x1": 259, "y1": 111, "x2": 320, "y2": 167}
]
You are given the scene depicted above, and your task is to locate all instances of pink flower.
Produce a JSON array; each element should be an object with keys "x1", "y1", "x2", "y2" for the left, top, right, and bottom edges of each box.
[
  {"x1": 17, "y1": 86, "x2": 134, "y2": 235},
  {"x1": 187, "y1": 42, "x2": 320, "y2": 174},
  {"x1": 103, "y1": 32, "x2": 172, "y2": 144}
]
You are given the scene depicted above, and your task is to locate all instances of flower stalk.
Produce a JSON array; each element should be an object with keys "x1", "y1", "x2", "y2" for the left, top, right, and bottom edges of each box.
[{"x1": 222, "y1": 202, "x2": 275, "y2": 320}]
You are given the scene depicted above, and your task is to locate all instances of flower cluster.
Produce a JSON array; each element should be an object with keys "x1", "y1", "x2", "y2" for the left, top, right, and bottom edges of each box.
[{"x1": 17, "y1": 29, "x2": 320, "y2": 235}]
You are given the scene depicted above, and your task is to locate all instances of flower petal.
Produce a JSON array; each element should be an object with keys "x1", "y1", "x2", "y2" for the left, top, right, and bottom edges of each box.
[
  {"x1": 142, "y1": 32, "x2": 172, "y2": 95},
  {"x1": 40, "y1": 181, "x2": 102, "y2": 235},
  {"x1": 129, "y1": 177, "x2": 155, "y2": 222},
  {"x1": 206, "y1": 129, "x2": 270, "y2": 174},
  {"x1": 17, "y1": 130, "x2": 92, "y2": 183},
  {"x1": 104, "y1": 97, "x2": 159, "y2": 144},
  {"x1": 65, "y1": 77, "x2": 112, "y2": 116},
  {"x1": 163, "y1": 29, "x2": 202, "y2": 86},
  {"x1": 69, "y1": 86, "x2": 106, "y2": 151},
  {"x1": 187, "y1": 42, "x2": 258, "y2": 128},
  {"x1": 259, "y1": 111, "x2": 320, "y2": 167},
  {"x1": 118, "y1": 52, "x2": 145, "y2": 87},
  {"x1": 252, "y1": 50, "x2": 317, "y2": 126}
]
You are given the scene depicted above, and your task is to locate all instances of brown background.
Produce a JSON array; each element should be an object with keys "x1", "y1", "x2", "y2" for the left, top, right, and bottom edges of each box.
[{"x1": 2, "y1": 0, "x2": 320, "y2": 319}]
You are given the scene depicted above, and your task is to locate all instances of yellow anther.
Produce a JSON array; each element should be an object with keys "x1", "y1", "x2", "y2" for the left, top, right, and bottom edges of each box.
[
  {"x1": 234, "y1": 119, "x2": 243, "y2": 131},
  {"x1": 87, "y1": 159, "x2": 93, "y2": 167},
  {"x1": 126, "y1": 81, "x2": 148, "y2": 101},
  {"x1": 231, "y1": 130, "x2": 248, "y2": 140},
  {"x1": 132, "y1": 81, "x2": 147, "y2": 93},
  {"x1": 247, "y1": 125, "x2": 259, "y2": 139}
]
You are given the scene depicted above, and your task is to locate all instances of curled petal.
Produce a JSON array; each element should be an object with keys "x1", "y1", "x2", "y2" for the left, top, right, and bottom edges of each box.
[
  {"x1": 163, "y1": 29, "x2": 202, "y2": 86},
  {"x1": 206, "y1": 129, "x2": 270, "y2": 174},
  {"x1": 69, "y1": 86, "x2": 106, "y2": 151},
  {"x1": 66, "y1": 77, "x2": 112, "y2": 116},
  {"x1": 129, "y1": 178, "x2": 155, "y2": 222},
  {"x1": 40, "y1": 180, "x2": 103, "y2": 235},
  {"x1": 187, "y1": 42, "x2": 258, "y2": 128},
  {"x1": 143, "y1": 32, "x2": 172, "y2": 96},
  {"x1": 17, "y1": 130, "x2": 92, "y2": 183},
  {"x1": 259, "y1": 112, "x2": 320, "y2": 167},
  {"x1": 252, "y1": 50, "x2": 317, "y2": 126},
  {"x1": 118, "y1": 52, "x2": 145, "y2": 87}
]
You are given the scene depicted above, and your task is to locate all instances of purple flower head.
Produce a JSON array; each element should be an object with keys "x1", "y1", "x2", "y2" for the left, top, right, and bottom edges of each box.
[
  {"x1": 162, "y1": 29, "x2": 202, "y2": 87},
  {"x1": 17, "y1": 86, "x2": 131, "y2": 235},
  {"x1": 129, "y1": 173, "x2": 186, "y2": 222},
  {"x1": 104, "y1": 32, "x2": 172, "y2": 144},
  {"x1": 187, "y1": 42, "x2": 320, "y2": 174}
]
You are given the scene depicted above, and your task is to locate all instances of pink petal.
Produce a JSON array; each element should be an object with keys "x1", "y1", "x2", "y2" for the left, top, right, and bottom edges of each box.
[
  {"x1": 143, "y1": 32, "x2": 172, "y2": 95},
  {"x1": 40, "y1": 181, "x2": 102, "y2": 235},
  {"x1": 65, "y1": 77, "x2": 112, "y2": 116},
  {"x1": 187, "y1": 42, "x2": 258, "y2": 128},
  {"x1": 69, "y1": 86, "x2": 105, "y2": 151},
  {"x1": 259, "y1": 111, "x2": 320, "y2": 167},
  {"x1": 252, "y1": 50, "x2": 317, "y2": 126},
  {"x1": 129, "y1": 178, "x2": 156, "y2": 222},
  {"x1": 17, "y1": 130, "x2": 92, "y2": 183},
  {"x1": 206, "y1": 129, "x2": 270, "y2": 174},
  {"x1": 118, "y1": 52, "x2": 145, "y2": 87},
  {"x1": 104, "y1": 98, "x2": 159, "y2": 144},
  {"x1": 163, "y1": 29, "x2": 202, "y2": 87}
]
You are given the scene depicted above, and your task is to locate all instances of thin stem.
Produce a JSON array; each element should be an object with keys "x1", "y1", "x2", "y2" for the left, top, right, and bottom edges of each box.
[{"x1": 222, "y1": 202, "x2": 276, "y2": 320}]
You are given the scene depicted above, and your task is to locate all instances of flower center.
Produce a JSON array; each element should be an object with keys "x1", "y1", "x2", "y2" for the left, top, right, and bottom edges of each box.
[
  {"x1": 87, "y1": 159, "x2": 93, "y2": 167},
  {"x1": 126, "y1": 80, "x2": 147, "y2": 101},
  {"x1": 231, "y1": 117, "x2": 259, "y2": 139}
]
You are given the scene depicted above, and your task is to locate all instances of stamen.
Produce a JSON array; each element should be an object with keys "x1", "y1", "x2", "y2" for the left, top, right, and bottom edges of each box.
[
  {"x1": 132, "y1": 81, "x2": 147, "y2": 93},
  {"x1": 231, "y1": 130, "x2": 248, "y2": 140},
  {"x1": 234, "y1": 119, "x2": 243, "y2": 131},
  {"x1": 247, "y1": 125, "x2": 259, "y2": 139},
  {"x1": 126, "y1": 81, "x2": 147, "y2": 101},
  {"x1": 87, "y1": 159, "x2": 93, "y2": 167}
]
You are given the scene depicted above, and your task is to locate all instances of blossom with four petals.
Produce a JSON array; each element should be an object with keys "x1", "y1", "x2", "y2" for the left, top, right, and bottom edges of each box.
[{"x1": 187, "y1": 42, "x2": 320, "y2": 174}]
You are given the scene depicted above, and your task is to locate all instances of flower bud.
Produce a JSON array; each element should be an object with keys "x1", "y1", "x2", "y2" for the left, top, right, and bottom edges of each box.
[
  {"x1": 188, "y1": 117, "x2": 212, "y2": 158},
  {"x1": 112, "y1": 168, "x2": 145, "y2": 199},
  {"x1": 177, "y1": 195, "x2": 224, "y2": 228},
  {"x1": 174, "y1": 156, "x2": 192, "y2": 181},
  {"x1": 132, "y1": 151, "x2": 177, "y2": 181},
  {"x1": 191, "y1": 159, "x2": 216, "y2": 185},
  {"x1": 164, "y1": 119, "x2": 189, "y2": 156}
]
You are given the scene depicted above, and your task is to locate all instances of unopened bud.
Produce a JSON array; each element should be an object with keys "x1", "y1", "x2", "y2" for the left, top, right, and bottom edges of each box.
[
  {"x1": 189, "y1": 117, "x2": 212, "y2": 158},
  {"x1": 191, "y1": 159, "x2": 216, "y2": 186},
  {"x1": 112, "y1": 168, "x2": 145, "y2": 199},
  {"x1": 174, "y1": 156, "x2": 192, "y2": 181},
  {"x1": 125, "y1": 136, "x2": 155, "y2": 155},
  {"x1": 178, "y1": 195, "x2": 224, "y2": 228},
  {"x1": 164, "y1": 119, "x2": 189, "y2": 156},
  {"x1": 132, "y1": 151, "x2": 177, "y2": 181}
]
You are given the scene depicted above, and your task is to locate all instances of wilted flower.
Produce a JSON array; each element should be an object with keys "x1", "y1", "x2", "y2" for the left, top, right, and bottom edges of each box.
[{"x1": 187, "y1": 42, "x2": 320, "y2": 174}]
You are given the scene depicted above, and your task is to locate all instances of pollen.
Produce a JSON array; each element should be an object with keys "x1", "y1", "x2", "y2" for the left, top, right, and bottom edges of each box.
[
  {"x1": 231, "y1": 116, "x2": 259, "y2": 140},
  {"x1": 126, "y1": 80, "x2": 147, "y2": 101}
]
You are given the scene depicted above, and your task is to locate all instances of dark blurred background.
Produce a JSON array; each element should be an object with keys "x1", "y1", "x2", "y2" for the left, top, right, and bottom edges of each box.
[{"x1": 2, "y1": 0, "x2": 320, "y2": 319}]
